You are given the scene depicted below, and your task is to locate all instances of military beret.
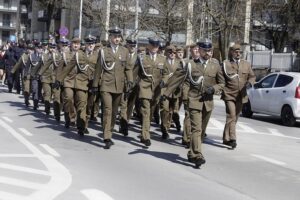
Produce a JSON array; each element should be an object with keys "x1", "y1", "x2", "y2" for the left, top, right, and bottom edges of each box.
[
  {"x1": 166, "y1": 45, "x2": 176, "y2": 53},
  {"x1": 59, "y1": 37, "x2": 69, "y2": 45},
  {"x1": 176, "y1": 46, "x2": 184, "y2": 52},
  {"x1": 197, "y1": 38, "x2": 212, "y2": 49},
  {"x1": 148, "y1": 37, "x2": 160, "y2": 46},
  {"x1": 108, "y1": 26, "x2": 122, "y2": 35},
  {"x1": 126, "y1": 38, "x2": 137, "y2": 46},
  {"x1": 49, "y1": 42, "x2": 57, "y2": 48},
  {"x1": 231, "y1": 43, "x2": 241, "y2": 51},
  {"x1": 84, "y1": 34, "x2": 97, "y2": 44},
  {"x1": 71, "y1": 37, "x2": 81, "y2": 43}
]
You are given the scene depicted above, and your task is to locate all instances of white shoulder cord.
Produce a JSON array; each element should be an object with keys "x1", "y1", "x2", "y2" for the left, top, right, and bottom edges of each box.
[
  {"x1": 21, "y1": 54, "x2": 26, "y2": 66},
  {"x1": 62, "y1": 52, "x2": 68, "y2": 66},
  {"x1": 223, "y1": 61, "x2": 239, "y2": 79},
  {"x1": 41, "y1": 54, "x2": 45, "y2": 65},
  {"x1": 52, "y1": 52, "x2": 59, "y2": 68},
  {"x1": 101, "y1": 48, "x2": 115, "y2": 71},
  {"x1": 188, "y1": 62, "x2": 204, "y2": 86},
  {"x1": 29, "y1": 54, "x2": 39, "y2": 67},
  {"x1": 139, "y1": 55, "x2": 152, "y2": 77},
  {"x1": 75, "y1": 52, "x2": 89, "y2": 71}
]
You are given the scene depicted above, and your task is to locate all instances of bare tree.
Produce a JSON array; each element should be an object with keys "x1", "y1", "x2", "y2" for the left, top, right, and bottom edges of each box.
[{"x1": 252, "y1": 0, "x2": 300, "y2": 52}]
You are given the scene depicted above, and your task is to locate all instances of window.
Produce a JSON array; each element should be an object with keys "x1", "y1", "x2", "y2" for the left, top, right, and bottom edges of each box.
[
  {"x1": 260, "y1": 74, "x2": 277, "y2": 88},
  {"x1": 3, "y1": 14, "x2": 11, "y2": 27},
  {"x1": 4, "y1": 0, "x2": 11, "y2": 8},
  {"x1": 2, "y1": 31, "x2": 10, "y2": 43},
  {"x1": 274, "y1": 74, "x2": 293, "y2": 87}
]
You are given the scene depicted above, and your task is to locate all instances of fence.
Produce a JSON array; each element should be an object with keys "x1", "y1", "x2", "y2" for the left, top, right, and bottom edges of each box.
[{"x1": 246, "y1": 50, "x2": 300, "y2": 72}]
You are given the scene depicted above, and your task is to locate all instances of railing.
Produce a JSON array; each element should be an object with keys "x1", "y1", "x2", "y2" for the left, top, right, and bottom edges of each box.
[{"x1": 246, "y1": 50, "x2": 300, "y2": 72}]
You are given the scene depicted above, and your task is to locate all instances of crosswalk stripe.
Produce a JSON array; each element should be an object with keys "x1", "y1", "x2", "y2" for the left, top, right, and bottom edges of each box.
[
  {"x1": 209, "y1": 118, "x2": 224, "y2": 129},
  {"x1": 1, "y1": 117, "x2": 13, "y2": 123},
  {"x1": 81, "y1": 189, "x2": 114, "y2": 200},
  {"x1": 251, "y1": 154, "x2": 286, "y2": 166},
  {"x1": 237, "y1": 123, "x2": 258, "y2": 133},
  {"x1": 40, "y1": 144, "x2": 60, "y2": 157},
  {"x1": 0, "y1": 163, "x2": 50, "y2": 176},
  {"x1": 0, "y1": 191, "x2": 25, "y2": 200},
  {"x1": 0, "y1": 176, "x2": 45, "y2": 190},
  {"x1": 19, "y1": 128, "x2": 33, "y2": 136}
]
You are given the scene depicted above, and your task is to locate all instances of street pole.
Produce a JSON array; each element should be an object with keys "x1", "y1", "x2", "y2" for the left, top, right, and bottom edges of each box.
[
  {"x1": 243, "y1": 0, "x2": 252, "y2": 56},
  {"x1": 134, "y1": 0, "x2": 139, "y2": 36},
  {"x1": 78, "y1": 0, "x2": 83, "y2": 39},
  {"x1": 104, "y1": 0, "x2": 111, "y2": 40},
  {"x1": 186, "y1": 0, "x2": 193, "y2": 46}
]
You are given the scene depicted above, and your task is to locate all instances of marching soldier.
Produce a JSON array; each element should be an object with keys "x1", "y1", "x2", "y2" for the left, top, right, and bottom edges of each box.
[
  {"x1": 11, "y1": 45, "x2": 32, "y2": 106},
  {"x1": 163, "y1": 39, "x2": 225, "y2": 167},
  {"x1": 55, "y1": 36, "x2": 96, "y2": 135},
  {"x1": 160, "y1": 45, "x2": 181, "y2": 139},
  {"x1": 61, "y1": 37, "x2": 80, "y2": 128},
  {"x1": 137, "y1": 38, "x2": 168, "y2": 147},
  {"x1": 221, "y1": 44, "x2": 256, "y2": 149},
  {"x1": 93, "y1": 27, "x2": 133, "y2": 149},
  {"x1": 119, "y1": 38, "x2": 139, "y2": 136}
]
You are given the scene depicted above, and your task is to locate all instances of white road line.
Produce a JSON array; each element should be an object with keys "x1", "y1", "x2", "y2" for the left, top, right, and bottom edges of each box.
[
  {"x1": 251, "y1": 154, "x2": 286, "y2": 166},
  {"x1": 0, "y1": 163, "x2": 50, "y2": 176},
  {"x1": 237, "y1": 123, "x2": 258, "y2": 133},
  {"x1": 0, "y1": 154, "x2": 37, "y2": 158},
  {"x1": 1, "y1": 116, "x2": 13, "y2": 123},
  {"x1": 209, "y1": 118, "x2": 224, "y2": 129},
  {"x1": 40, "y1": 144, "x2": 60, "y2": 157},
  {"x1": 18, "y1": 128, "x2": 33, "y2": 136},
  {"x1": 0, "y1": 176, "x2": 44, "y2": 190},
  {"x1": 268, "y1": 128, "x2": 300, "y2": 140},
  {"x1": 0, "y1": 191, "x2": 24, "y2": 200},
  {"x1": 81, "y1": 189, "x2": 114, "y2": 200}
]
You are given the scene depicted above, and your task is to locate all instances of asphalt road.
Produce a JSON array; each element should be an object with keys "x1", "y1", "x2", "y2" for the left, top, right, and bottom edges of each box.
[{"x1": 0, "y1": 85, "x2": 300, "y2": 200}]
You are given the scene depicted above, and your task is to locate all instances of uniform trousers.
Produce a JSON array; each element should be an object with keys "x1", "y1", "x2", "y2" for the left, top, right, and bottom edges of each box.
[
  {"x1": 63, "y1": 87, "x2": 77, "y2": 123},
  {"x1": 223, "y1": 96, "x2": 243, "y2": 142},
  {"x1": 188, "y1": 104, "x2": 211, "y2": 159},
  {"x1": 75, "y1": 90, "x2": 88, "y2": 131},
  {"x1": 182, "y1": 100, "x2": 191, "y2": 143},
  {"x1": 101, "y1": 91, "x2": 122, "y2": 140}
]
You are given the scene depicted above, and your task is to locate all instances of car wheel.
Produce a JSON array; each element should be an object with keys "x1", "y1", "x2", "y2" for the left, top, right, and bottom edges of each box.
[
  {"x1": 281, "y1": 106, "x2": 296, "y2": 127},
  {"x1": 242, "y1": 101, "x2": 253, "y2": 118}
]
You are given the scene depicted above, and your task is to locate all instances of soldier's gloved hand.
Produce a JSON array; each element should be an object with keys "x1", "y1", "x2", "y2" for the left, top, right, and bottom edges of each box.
[
  {"x1": 91, "y1": 87, "x2": 99, "y2": 95},
  {"x1": 53, "y1": 80, "x2": 61, "y2": 89},
  {"x1": 160, "y1": 80, "x2": 166, "y2": 88},
  {"x1": 160, "y1": 95, "x2": 167, "y2": 101},
  {"x1": 246, "y1": 82, "x2": 252, "y2": 89},
  {"x1": 205, "y1": 86, "x2": 215, "y2": 95},
  {"x1": 127, "y1": 81, "x2": 133, "y2": 92}
]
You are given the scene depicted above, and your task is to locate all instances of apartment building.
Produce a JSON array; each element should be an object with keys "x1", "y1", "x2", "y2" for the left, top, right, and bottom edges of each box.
[{"x1": 0, "y1": 0, "x2": 19, "y2": 45}]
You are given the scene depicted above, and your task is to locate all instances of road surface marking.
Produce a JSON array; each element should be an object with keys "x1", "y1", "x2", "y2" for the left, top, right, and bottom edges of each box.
[
  {"x1": 0, "y1": 176, "x2": 44, "y2": 190},
  {"x1": 237, "y1": 123, "x2": 258, "y2": 133},
  {"x1": 0, "y1": 119, "x2": 72, "y2": 200},
  {"x1": 0, "y1": 163, "x2": 50, "y2": 176},
  {"x1": 40, "y1": 144, "x2": 60, "y2": 157},
  {"x1": 251, "y1": 154, "x2": 286, "y2": 166},
  {"x1": 0, "y1": 191, "x2": 24, "y2": 200},
  {"x1": 2, "y1": 116, "x2": 13, "y2": 123},
  {"x1": 0, "y1": 154, "x2": 36, "y2": 158},
  {"x1": 268, "y1": 128, "x2": 300, "y2": 140},
  {"x1": 19, "y1": 128, "x2": 33, "y2": 136},
  {"x1": 81, "y1": 189, "x2": 114, "y2": 200},
  {"x1": 209, "y1": 118, "x2": 224, "y2": 129}
]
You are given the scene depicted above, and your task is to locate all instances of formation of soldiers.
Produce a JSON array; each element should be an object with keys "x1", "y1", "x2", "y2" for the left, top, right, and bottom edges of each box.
[{"x1": 6, "y1": 27, "x2": 256, "y2": 168}]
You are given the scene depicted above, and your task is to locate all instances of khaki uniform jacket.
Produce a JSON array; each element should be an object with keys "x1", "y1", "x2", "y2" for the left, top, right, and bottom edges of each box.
[
  {"x1": 38, "y1": 52, "x2": 63, "y2": 84},
  {"x1": 138, "y1": 54, "x2": 168, "y2": 99},
  {"x1": 130, "y1": 52, "x2": 139, "y2": 87},
  {"x1": 188, "y1": 59, "x2": 224, "y2": 111},
  {"x1": 27, "y1": 53, "x2": 43, "y2": 79},
  {"x1": 56, "y1": 50, "x2": 96, "y2": 91},
  {"x1": 165, "y1": 58, "x2": 183, "y2": 99},
  {"x1": 61, "y1": 51, "x2": 76, "y2": 88},
  {"x1": 221, "y1": 59, "x2": 256, "y2": 103},
  {"x1": 93, "y1": 44, "x2": 133, "y2": 93},
  {"x1": 11, "y1": 53, "x2": 29, "y2": 76},
  {"x1": 164, "y1": 58, "x2": 189, "y2": 100}
]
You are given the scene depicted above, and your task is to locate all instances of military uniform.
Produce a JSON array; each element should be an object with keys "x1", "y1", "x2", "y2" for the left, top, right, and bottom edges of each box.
[
  {"x1": 119, "y1": 38, "x2": 139, "y2": 136},
  {"x1": 221, "y1": 44, "x2": 256, "y2": 148},
  {"x1": 56, "y1": 47, "x2": 96, "y2": 135},
  {"x1": 93, "y1": 27, "x2": 133, "y2": 149},
  {"x1": 138, "y1": 38, "x2": 168, "y2": 146},
  {"x1": 11, "y1": 51, "x2": 30, "y2": 106}
]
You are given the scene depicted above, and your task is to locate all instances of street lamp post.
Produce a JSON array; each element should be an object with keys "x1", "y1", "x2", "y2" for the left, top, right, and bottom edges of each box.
[{"x1": 78, "y1": 0, "x2": 83, "y2": 39}]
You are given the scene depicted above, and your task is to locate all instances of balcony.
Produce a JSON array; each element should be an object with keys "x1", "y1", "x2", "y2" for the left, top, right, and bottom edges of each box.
[
  {"x1": 0, "y1": 21, "x2": 17, "y2": 30},
  {"x1": 38, "y1": 9, "x2": 61, "y2": 22},
  {"x1": 0, "y1": 4, "x2": 18, "y2": 13}
]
